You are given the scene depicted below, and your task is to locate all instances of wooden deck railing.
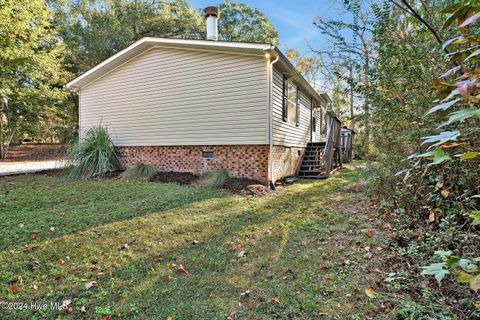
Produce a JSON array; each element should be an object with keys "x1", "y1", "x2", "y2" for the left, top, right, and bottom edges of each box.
[{"x1": 322, "y1": 116, "x2": 342, "y2": 177}]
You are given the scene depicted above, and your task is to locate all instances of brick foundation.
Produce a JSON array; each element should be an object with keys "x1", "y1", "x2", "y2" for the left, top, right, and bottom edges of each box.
[
  {"x1": 116, "y1": 145, "x2": 269, "y2": 184},
  {"x1": 271, "y1": 145, "x2": 305, "y2": 183}
]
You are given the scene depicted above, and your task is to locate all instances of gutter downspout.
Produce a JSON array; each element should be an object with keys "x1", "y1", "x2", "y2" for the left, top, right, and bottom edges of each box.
[{"x1": 264, "y1": 46, "x2": 279, "y2": 189}]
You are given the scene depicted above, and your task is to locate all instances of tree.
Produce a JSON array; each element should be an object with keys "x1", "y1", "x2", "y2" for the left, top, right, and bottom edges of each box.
[
  {"x1": 54, "y1": 0, "x2": 205, "y2": 74},
  {"x1": 0, "y1": 0, "x2": 70, "y2": 157},
  {"x1": 313, "y1": 0, "x2": 374, "y2": 153},
  {"x1": 218, "y1": 0, "x2": 278, "y2": 45}
]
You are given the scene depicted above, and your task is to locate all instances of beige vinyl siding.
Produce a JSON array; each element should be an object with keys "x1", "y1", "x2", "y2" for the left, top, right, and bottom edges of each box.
[
  {"x1": 80, "y1": 47, "x2": 269, "y2": 146},
  {"x1": 272, "y1": 67, "x2": 320, "y2": 147},
  {"x1": 312, "y1": 109, "x2": 322, "y2": 142}
]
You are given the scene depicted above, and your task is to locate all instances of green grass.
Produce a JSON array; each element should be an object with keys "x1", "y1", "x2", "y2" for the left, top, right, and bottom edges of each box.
[{"x1": 0, "y1": 163, "x2": 383, "y2": 319}]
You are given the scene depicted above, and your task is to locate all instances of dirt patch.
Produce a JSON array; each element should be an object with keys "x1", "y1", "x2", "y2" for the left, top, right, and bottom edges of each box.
[
  {"x1": 221, "y1": 178, "x2": 270, "y2": 196},
  {"x1": 237, "y1": 184, "x2": 271, "y2": 197},
  {"x1": 2, "y1": 143, "x2": 67, "y2": 162},
  {"x1": 149, "y1": 172, "x2": 199, "y2": 185}
]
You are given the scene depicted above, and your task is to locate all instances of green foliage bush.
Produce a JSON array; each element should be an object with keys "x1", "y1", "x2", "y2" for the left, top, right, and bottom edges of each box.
[
  {"x1": 64, "y1": 126, "x2": 120, "y2": 180},
  {"x1": 121, "y1": 163, "x2": 157, "y2": 181},
  {"x1": 363, "y1": 1, "x2": 479, "y2": 316}
]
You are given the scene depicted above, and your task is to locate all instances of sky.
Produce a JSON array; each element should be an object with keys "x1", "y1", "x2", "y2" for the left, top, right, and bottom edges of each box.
[{"x1": 188, "y1": 0, "x2": 349, "y2": 54}]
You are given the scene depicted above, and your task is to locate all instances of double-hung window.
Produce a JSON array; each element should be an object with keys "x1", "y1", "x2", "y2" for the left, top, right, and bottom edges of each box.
[{"x1": 282, "y1": 76, "x2": 299, "y2": 126}]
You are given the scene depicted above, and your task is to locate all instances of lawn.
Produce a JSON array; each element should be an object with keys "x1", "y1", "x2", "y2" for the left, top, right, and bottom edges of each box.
[{"x1": 0, "y1": 163, "x2": 384, "y2": 319}]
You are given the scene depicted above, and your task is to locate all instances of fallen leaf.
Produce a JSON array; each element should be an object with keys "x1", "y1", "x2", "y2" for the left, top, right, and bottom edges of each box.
[
  {"x1": 364, "y1": 253, "x2": 374, "y2": 260},
  {"x1": 428, "y1": 212, "x2": 435, "y2": 223},
  {"x1": 178, "y1": 264, "x2": 189, "y2": 276},
  {"x1": 474, "y1": 302, "x2": 480, "y2": 309},
  {"x1": 240, "y1": 289, "x2": 250, "y2": 297},
  {"x1": 58, "y1": 212, "x2": 65, "y2": 216},
  {"x1": 435, "y1": 181, "x2": 444, "y2": 189},
  {"x1": 440, "y1": 143, "x2": 459, "y2": 148},
  {"x1": 236, "y1": 241, "x2": 245, "y2": 249},
  {"x1": 85, "y1": 280, "x2": 99, "y2": 290},
  {"x1": 271, "y1": 296, "x2": 280, "y2": 304},
  {"x1": 365, "y1": 230, "x2": 373, "y2": 238},
  {"x1": 18, "y1": 223, "x2": 24, "y2": 229},
  {"x1": 441, "y1": 188, "x2": 449, "y2": 198},
  {"x1": 226, "y1": 241, "x2": 235, "y2": 249},
  {"x1": 227, "y1": 312, "x2": 238, "y2": 320},
  {"x1": 319, "y1": 263, "x2": 330, "y2": 270},
  {"x1": 29, "y1": 260, "x2": 40, "y2": 270},
  {"x1": 365, "y1": 287, "x2": 376, "y2": 299},
  {"x1": 246, "y1": 300, "x2": 256, "y2": 309},
  {"x1": 470, "y1": 275, "x2": 480, "y2": 292},
  {"x1": 372, "y1": 268, "x2": 382, "y2": 273}
]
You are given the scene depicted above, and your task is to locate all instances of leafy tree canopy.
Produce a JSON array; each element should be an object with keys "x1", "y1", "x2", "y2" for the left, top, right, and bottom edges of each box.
[
  {"x1": 218, "y1": 0, "x2": 279, "y2": 44},
  {"x1": 0, "y1": 0, "x2": 71, "y2": 155}
]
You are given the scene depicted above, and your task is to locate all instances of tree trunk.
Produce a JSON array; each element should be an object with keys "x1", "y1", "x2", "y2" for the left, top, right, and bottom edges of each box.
[
  {"x1": 360, "y1": 21, "x2": 371, "y2": 153},
  {"x1": 349, "y1": 64, "x2": 355, "y2": 132},
  {"x1": 0, "y1": 102, "x2": 4, "y2": 159}
]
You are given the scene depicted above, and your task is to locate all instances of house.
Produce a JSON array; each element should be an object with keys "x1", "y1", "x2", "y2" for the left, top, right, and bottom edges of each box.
[{"x1": 66, "y1": 6, "x2": 344, "y2": 186}]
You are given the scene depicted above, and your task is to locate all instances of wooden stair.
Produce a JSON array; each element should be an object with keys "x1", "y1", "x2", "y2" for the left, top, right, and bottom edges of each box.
[
  {"x1": 297, "y1": 115, "x2": 343, "y2": 180},
  {"x1": 298, "y1": 142, "x2": 327, "y2": 179}
]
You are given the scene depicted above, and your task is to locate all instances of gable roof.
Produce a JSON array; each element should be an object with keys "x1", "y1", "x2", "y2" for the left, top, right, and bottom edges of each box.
[{"x1": 65, "y1": 37, "x2": 330, "y2": 105}]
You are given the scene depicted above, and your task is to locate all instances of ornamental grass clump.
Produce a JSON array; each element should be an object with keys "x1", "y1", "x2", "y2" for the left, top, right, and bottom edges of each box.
[
  {"x1": 200, "y1": 168, "x2": 230, "y2": 189},
  {"x1": 64, "y1": 126, "x2": 120, "y2": 179},
  {"x1": 120, "y1": 163, "x2": 157, "y2": 181}
]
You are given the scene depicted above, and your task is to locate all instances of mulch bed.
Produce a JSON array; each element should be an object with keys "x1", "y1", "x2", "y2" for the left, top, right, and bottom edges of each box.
[
  {"x1": 149, "y1": 172, "x2": 199, "y2": 185},
  {"x1": 148, "y1": 172, "x2": 271, "y2": 196}
]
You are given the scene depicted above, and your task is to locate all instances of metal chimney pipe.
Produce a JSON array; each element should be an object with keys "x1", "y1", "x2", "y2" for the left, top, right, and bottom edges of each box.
[{"x1": 204, "y1": 6, "x2": 220, "y2": 41}]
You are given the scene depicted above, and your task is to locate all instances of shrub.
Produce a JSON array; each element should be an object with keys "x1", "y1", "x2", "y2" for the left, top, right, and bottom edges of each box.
[
  {"x1": 200, "y1": 168, "x2": 229, "y2": 188},
  {"x1": 63, "y1": 126, "x2": 120, "y2": 179},
  {"x1": 120, "y1": 163, "x2": 157, "y2": 181}
]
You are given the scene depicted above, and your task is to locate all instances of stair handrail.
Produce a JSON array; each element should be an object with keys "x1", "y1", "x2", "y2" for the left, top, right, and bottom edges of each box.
[{"x1": 323, "y1": 117, "x2": 335, "y2": 177}]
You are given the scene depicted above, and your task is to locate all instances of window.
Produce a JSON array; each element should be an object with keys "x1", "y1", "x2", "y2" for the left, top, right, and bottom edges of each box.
[
  {"x1": 312, "y1": 117, "x2": 317, "y2": 132},
  {"x1": 202, "y1": 151, "x2": 214, "y2": 159},
  {"x1": 319, "y1": 109, "x2": 323, "y2": 133},
  {"x1": 282, "y1": 76, "x2": 299, "y2": 125}
]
